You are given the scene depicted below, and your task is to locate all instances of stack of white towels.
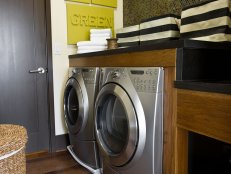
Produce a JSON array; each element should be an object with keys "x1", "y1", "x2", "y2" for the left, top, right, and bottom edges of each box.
[{"x1": 77, "y1": 28, "x2": 112, "y2": 54}]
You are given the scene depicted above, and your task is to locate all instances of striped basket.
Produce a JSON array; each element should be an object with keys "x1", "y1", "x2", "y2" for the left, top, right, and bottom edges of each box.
[
  {"x1": 116, "y1": 25, "x2": 140, "y2": 47},
  {"x1": 0, "y1": 124, "x2": 28, "y2": 174},
  {"x1": 140, "y1": 14, "x2": 180, "y2": 45},
  {"x1": 180, "y1": 0, "x2": 231, "y2": 42}
]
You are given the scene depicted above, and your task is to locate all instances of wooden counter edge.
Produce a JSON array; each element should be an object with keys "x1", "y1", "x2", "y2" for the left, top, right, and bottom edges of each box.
[{"x1": 69, "y1": 49, "x2": 177, "y2": 67}]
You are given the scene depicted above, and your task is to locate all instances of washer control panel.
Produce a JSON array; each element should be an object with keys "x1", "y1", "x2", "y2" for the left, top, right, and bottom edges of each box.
[{"x1": 72, "y1": 68, "x2": 97, "y2": 84}]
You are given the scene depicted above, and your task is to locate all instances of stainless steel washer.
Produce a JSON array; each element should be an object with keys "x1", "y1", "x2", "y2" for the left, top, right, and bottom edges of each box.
[
  {"x1": 64, "y1": 67, "x2": 101, "y2": 172},
  {"x1": 95, "y1": 67, "x2": 164, "y2": 174}
]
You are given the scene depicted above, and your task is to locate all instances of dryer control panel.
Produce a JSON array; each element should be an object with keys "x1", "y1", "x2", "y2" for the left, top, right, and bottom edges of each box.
[
  {"x1": 129, "y1": 68, "x2": 163, "y2": 93},
  {"x1": 102, "y1": 67, "x2": 163, "y2": 93}
]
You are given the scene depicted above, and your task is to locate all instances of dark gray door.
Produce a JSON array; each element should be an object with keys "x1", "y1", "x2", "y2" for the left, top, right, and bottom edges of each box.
[{"x1": 0, "y1": 0, "x2": 50, "y2": 153}]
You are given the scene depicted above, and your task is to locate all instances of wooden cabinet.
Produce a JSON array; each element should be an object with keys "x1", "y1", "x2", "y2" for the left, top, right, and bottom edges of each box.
[
  {"x1": 176, "y1": 89, "x2": 231, "y2": 174},
  {"x1": 69, "y1": 40, "x2": 231, "y2": 174},
  {"x1": 69, "y1": 48, "x2": 178, "y2": 174},
  {"x1": 177, "y1": 89, "x2": 231, "y2": 144}
]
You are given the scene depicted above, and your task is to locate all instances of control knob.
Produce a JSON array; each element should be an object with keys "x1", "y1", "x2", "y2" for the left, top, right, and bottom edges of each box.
[{"x1": 111, "y1": 71, "x2": 120, "y2": 79}]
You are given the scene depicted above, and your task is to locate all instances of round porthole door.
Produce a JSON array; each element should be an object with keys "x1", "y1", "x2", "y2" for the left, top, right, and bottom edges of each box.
[
  {"x1": 64, "y1": 78, "x2": 88, "y2": 134},
  {"x1": 95, "y1": 83, "x2": 140, "y2": 167}
]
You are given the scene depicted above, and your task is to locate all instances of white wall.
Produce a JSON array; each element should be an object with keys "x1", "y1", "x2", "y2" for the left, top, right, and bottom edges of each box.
[
  {"x1": 50, "y1": 0, "x2": 123, "y2": 135},
  {"x1": 114, "y1": 0, "x2": 123, "y2": 31}
]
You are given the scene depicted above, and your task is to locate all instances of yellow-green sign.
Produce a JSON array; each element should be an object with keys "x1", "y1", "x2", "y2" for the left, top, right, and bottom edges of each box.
[
  {"x1": 66, "y1": 3, "x2": 114, "y2": 44},
  {"x1": 91, "y1": 0, "x2": 117, "y2": 8},
  {"x1": 66, "y1": 0, "x2": 90, "y2": 3}
]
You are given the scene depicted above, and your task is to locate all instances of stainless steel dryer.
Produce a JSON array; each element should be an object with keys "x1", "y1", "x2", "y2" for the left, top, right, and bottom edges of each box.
[
  {"x1": 64, "y1": 67, "x2": 101, "y2": 173},
  {"x1": 95, "y1": 67, "x2": 164, "y2": 174}
]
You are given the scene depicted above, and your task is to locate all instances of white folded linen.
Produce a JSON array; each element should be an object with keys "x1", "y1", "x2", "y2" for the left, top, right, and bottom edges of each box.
[
  {"x1": 78, "y1": 45, "x2": 107, "y2": 50},
  {"x1": 90, "y1": 33, "x2": 111, "y2": 38},
  {"x1": 77, "y1": 41, "x2": 107, "y2": 46},
  {"x1": 91, "y1": 36, "x2": 111, "y2": 42},
  {"x1": 90, "y1": 28, "x2": 112, "y2": 34}
]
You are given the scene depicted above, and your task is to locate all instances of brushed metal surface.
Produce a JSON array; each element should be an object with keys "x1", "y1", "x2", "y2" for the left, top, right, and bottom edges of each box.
[{"x1": 95, "y1": 67, "x2": 164, "y2": 174}]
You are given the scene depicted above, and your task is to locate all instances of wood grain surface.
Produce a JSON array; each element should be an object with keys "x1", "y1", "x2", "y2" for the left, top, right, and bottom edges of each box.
[
  {"x1": 26, "y1": 151, "x2": 90, "y2": 174},
  {"x1": 175, "y1": 127, "x2": 188, "y2": 174},
  {"x1": 177, "y1": 89, "x2": 231, "y2": 144},
  {"x1": 163, "y1": 67, "x2": 177, "y2": 174},
  {"x1": 69, "y1": 49, "x2": 176, "y2": 67}
]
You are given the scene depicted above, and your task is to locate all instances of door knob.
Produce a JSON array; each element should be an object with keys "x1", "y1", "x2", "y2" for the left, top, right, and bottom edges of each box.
[{"x1": 29, "y1": 67, "x2": 47, "y2": 74}]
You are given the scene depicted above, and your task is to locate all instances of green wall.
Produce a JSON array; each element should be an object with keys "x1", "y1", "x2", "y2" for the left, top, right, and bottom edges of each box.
[{"x1": 123, "y1": 0, "x2": 205, "y2": 27}]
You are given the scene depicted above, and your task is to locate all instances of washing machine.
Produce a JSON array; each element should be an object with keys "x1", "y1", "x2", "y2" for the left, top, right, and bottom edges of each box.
[
  {"x1": 95, "y1": 67, "x2": 164, "y2": 174},
  {"x1": 64, "y1": 67, "x2": 101, "y2": 173}
]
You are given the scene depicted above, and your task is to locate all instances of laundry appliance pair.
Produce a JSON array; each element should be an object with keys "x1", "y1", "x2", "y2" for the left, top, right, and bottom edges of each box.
[{"x1": 64, "y1": 67, "x2": 164, "y2": 174}]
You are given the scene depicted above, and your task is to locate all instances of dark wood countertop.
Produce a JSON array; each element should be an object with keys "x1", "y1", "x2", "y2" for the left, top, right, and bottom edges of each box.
[
  {"x1": 69, "y1": 40, "x2": 231, "y2": 94},
  {"x1": 69, "y1": 40, "x2": 231, "y2": 59},
  {"x1": 69, "y1": 40, "x2": 231, "y2": 68}
]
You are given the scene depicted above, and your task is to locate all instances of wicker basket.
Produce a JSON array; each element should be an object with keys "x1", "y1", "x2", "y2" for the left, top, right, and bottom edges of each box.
[{"x1": 0, "y1": 124, "x2": 28, "y2": 174}]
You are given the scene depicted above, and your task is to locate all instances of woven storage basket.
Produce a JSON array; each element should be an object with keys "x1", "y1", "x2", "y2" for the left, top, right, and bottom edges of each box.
[{"x1": 0, "y1": 124, "x2": 28, "y2": 174}]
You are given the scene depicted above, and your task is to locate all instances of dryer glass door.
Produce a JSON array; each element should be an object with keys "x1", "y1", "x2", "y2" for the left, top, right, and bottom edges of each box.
[
  {"x1": 95, "y1": 83, "x2": 138, "y2": 167},
  {"x1": 64, "y1": 78, "x2": 85, "y2": 134}
]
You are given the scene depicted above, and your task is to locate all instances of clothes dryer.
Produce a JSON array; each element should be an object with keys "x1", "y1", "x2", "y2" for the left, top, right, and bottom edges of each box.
[
  {"x1": 95, "y1": 67, "x2": 164, "y2": 174},
  {"x1": 64, "y1": 67, "x2": 101, "y2": 173}
]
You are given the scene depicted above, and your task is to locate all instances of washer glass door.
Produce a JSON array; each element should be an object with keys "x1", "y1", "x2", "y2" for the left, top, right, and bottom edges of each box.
[
  {"x1": 95, "y1": 83, "x2": 138, "y2": 167},
  {"x1": 67, "y1": 86, "x2": 79, "y2": 125}
]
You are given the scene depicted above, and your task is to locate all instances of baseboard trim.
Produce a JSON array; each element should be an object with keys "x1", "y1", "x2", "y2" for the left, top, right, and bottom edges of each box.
[{"x1": 26, "y1": 151, "x2": 49, "y2": 160}]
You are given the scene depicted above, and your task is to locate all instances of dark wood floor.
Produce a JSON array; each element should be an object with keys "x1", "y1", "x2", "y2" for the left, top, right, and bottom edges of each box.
[{"x1": 26, "y1": 151, "x2": 91, "y2": 174}]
